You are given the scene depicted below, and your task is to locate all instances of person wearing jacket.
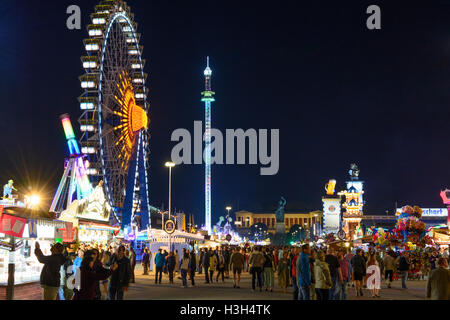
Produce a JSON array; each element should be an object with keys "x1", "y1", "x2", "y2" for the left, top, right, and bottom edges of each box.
[
  {"x1": 309, "y1": 249, "x2": 316, "y2": 300},
  {"x1": 230, "y1": 248, "x2": 245, "y2": 288},
  {"x1": 106, "y1": 245, "x2": 131, "y2": 300},
  {"x1": 209, "y1": 251, "x2": 218, "y2": 282},
  {"x1": 73, "y1": 256, "x2": 116, "y2": 300},
  {"x1": 166, "y1": 251, "x2": 176, "y2": 284},
  {"x1": 338, "y1": 250, "x2": 351, "y2": 300},
  {"x1": 290, "y1": 248, "x2": 299, "y2": 299},
  {"x1": 249, "y1": 247, "x2": 265, "y2": 292},
  {"x1": 129, "y1": 247, "x2": 136, "y2": 283},
  {"x1": 179, "y1": 252, "x2": 190, "y2": 288},
  {"x1": 216, "y1": 251, "x2": 226, "y2": 283},
  {"x1": 142, "y1": 248, "x2": 150, "y2": 275},
  {"x1": 398, "y1": 253, "x2": 410, "y2": 289},
  {"x1": 198, "y1": 249, "x2": 204, "y2": 274},
  {"x1": 154, "y1": 249, "x2": 166, "y2": 284},
  {"x1": 351, "y1": 249, "x2": 366, "y2": 296},
  {"x1": 426, "y1": 257, "x2": 450, "y2": 300},
  {"x1": 34, "y1": 241, "x2": 66, "y2": 300},
  {"x1": 203, "y1": 248, "x2": 211, "y2": 284},
  {"x1": 188, "y1": 250, "x2": 197, "y2": 287},
  {"x1": 296, "y1": 244, "x2": 311, "y2": 300},
  {"x1": 383, "y1": 250, "x2": 396, "y2": 288},
  {"x1": 314, "y1": 251, "x2": 332, "y2": 301},
  {"x1": 263, "y1": 248, "x2": 275, "y2": 292}
]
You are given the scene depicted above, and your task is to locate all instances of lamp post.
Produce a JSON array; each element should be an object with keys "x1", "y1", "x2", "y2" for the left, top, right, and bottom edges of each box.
[
  {"x1": 165, "y1": 161, "x2": 175, "y2": 252},
  {"x1": 225, "y1": 206, "x2": 232, "y2": 235}
]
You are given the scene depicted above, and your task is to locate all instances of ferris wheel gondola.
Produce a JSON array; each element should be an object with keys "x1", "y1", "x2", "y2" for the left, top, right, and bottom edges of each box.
[{"x1": 78, "y1": 0, "x2": 150, "y2": 228}]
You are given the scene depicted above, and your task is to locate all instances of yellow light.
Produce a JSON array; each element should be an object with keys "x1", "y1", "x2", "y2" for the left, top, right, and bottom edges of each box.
[
  {"x1": 165, "y1": 162, "x2": 175, "y2": 168},
  {"x1": 25, "y1": 194, "x2": 41, "y2": 209},
  {"x1": 226, "y1": 206, "x2": 232, "y2": 211}
]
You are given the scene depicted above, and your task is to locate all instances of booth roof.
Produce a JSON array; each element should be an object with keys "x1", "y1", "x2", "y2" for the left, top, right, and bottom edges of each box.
[{"x1": 1, "y1": 206, "x2": 55, "y2": 220}]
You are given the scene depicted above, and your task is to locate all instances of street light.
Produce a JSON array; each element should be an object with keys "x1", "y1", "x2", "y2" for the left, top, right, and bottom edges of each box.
[{"x1": 165, "y1": 161, "x2": 175, "y2": 252}]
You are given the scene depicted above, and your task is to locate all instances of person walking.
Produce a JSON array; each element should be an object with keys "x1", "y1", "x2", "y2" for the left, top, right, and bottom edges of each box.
[
  {"x1": 224, "y1": 247, "x2": 231, "y2": 279},
  {"x1": 314, "y1": 250, "x2": 332, "y2": 301},
  {"x1": 175, "y1": 249, "x2": 180, "y2": 274},
  {"x1": 249, "y1": 247, "x2": 265, "y2": 292},
  {"x1": 297, "y1": 244, "x2": 312, "y2": 300},
  {"x1": 167, "y1": 251, "x2": 176, "y2": 284},
  {"x1": 107, "y1": 245, "x2": 131, "y2": 300},
  {"x1": 277, "y1": 252, "x2": 289, "y2": 293},
  {"x1": 128, "y1": 247, "x2": 136, "y2": 283},
  {"x1": 154, "y1": 249, "x2": 166, "y2": 284},
  {"x1": 351, "y1": 248, "x2": 366, "y2": 297},
  {"x1": 209, "y1": 250, "x2": 218, "y2": 283},
  {"x1": 198, "y1": 248, "x2": 204, "y2": 274},
  {"x1": 398, "y1": 253, "x2": 410, "y2": 289},
  {"x1": 34, "y1": 241, "x2": 66, "y2": 300},
  {"x1": 73, "y1": 256, "x2": 116, "y2": 300},
  {"x1": 142, "y1": 248, "x2": 150, "y2": 275},
  {"x1": 180, "y1": 252, "x2": 190, "y2": 288},
  {"x1": 291, "y1": 248, "x2": 300, "y2": 300},
  {"x1": 383, "y1": 250, "x2": 396, "y2": 288},
  {"x1": 325, "y1": 248, "x2": 343, "y2": 300},
  {"x1": 216, "y1": 251, "x2": 226, "y2": 283},
  {"x1": 230, "y1": 248, "x2": 245, "y2": 288},
  {"x1": 309, "y1": 249, "x2": 317, "y2": 300},
  {"x1": 366, "y1": 253, "x2": 381, "y2": 298},
  {"x1": 188, "y1": 250, "x2": 197, "y2": 287},
  {"x1": 263, "y1": 247, "x2": 275, "y2": 292},
  {"x1": 203, "y1": 248, "x2": 211, "y2": 284},
  {"x1": 338, "y1": 250, "x2": 350, "y2": 300},
  {"x1": 426, "y1": 257, "x2": 450, "y2": 300},
  {"x1": 60, "y1": 252, "x2": 76, "y2": 300}
]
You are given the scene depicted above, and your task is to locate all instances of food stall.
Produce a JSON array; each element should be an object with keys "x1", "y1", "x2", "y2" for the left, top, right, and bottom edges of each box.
[{"x1": 0, "y1": 206, "x2": 67, "y2": 300}]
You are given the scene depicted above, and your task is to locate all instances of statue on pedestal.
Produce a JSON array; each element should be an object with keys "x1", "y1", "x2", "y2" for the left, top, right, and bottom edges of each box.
[{"x1": 275, "y1": 197, "x2": 286, "y2": 223}]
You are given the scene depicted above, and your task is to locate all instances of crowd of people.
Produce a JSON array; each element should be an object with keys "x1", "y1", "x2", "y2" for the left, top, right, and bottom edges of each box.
[
  {"x1": 34, "y1": 241, "x2": 137, "y2": 300},
  {"x1": 33, "y1": 240, "x2": 449, "y2": 300}
]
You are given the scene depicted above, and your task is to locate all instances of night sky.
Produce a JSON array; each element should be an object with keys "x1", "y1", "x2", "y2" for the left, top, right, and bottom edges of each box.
[{"x1": 1, "y1": 0, "x2": 450, "y2": 225}]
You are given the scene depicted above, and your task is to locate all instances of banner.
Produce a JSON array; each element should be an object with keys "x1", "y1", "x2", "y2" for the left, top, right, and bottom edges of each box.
[
  {"x1": 27, "y1": 219, "x2": 38, "y2": 238},
  {"x1": 0, "y1": 214, "x2": 27, "y2": 237}
]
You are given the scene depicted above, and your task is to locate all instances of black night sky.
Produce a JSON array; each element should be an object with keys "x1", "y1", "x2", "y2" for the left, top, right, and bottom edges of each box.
[{"x1": 1, "y1": 0, "x2": 450, "y2": 225}]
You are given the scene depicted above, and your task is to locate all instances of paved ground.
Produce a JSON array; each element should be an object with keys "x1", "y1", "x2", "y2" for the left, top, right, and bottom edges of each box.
[{"x1": 125, "y1": 265, "x2": 428, "y2": 300}]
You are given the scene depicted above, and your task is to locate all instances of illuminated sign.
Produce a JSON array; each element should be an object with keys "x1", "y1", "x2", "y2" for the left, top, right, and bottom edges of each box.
[
  {"x1": 397, "y1": 208, "x2": 447, "y2": 217},
  {"x1": 322, "y1": 197, "x2": 341, "y2": 233}
]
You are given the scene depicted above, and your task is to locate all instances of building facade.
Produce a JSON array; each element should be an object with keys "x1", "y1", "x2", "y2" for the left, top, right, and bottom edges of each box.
[{"x1": 234, "y1": 210, "x2": 323, "y2": 234}]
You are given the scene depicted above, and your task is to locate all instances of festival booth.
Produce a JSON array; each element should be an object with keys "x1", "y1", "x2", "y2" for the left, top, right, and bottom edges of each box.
[
  {"x1": 57, "y1": 181, "x2": 119, "y2": 246},
  {"x1": 0, "y1": 206, "x2": 69, "y2": 300},
  {"x1": 141, "y1": 229, "x2": 205, "y2": 271}
]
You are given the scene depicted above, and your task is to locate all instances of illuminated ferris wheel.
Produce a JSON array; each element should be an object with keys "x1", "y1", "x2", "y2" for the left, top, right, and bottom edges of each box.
[{"x1": 78, "y1": 0, "x2": 150, "y2": 228}]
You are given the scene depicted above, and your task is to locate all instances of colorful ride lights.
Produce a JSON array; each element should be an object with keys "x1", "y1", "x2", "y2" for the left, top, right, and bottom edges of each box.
[{"x1": 61, "y1": 114, "x2": 81, "y2": 155}]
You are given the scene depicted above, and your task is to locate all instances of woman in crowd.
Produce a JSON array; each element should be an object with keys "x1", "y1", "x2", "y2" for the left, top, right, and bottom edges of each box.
[
  {"x1": 209, "y1": 250, "x2": 218, "y2": 283},
  {"x1": 73, "y1": 256, "x2": 117, "y2": 300},
  {"x1": 277, "y1": 252, "x2": 288, "y2": 293},
  {"x1": 314, "y1": 251, "x2": 332, "y2": 301},
  {"x1": 167, "y1": 251, "x2": 176, "y2": 284},
  {"x1": 188, "y1": 250, "x2": 197, "y2": 287},
  {"x1": 366, "y1": 253, "x2": 381, "y2": 298},
  {"x1": 216, "y1": 250, "x2": 226, "y2": 283},
  {"x1": 263, "y1": 247, "x2": 275, "y2": 292},
  {"x1": 180, "y1": 252, "x2": 190, "y2": 288},
  {"x1": 100, "y1": 251, "x2": 111, "y2": 299}
]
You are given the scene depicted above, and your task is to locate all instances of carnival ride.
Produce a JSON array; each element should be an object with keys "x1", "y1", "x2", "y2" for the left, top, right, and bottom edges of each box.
[
  {"x1": 78, "y1": 0, "x2": 150, "y2": 229},
  {"x1": 50, "y1": 114, "x2": 93, "y2": 213}
]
